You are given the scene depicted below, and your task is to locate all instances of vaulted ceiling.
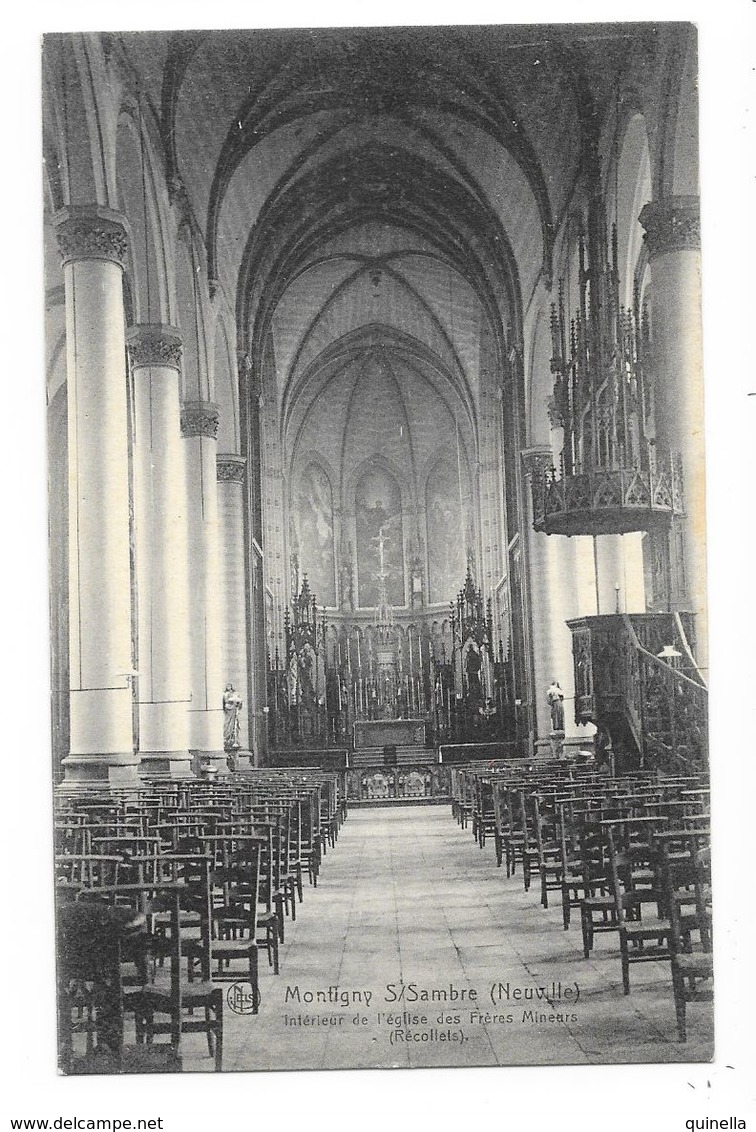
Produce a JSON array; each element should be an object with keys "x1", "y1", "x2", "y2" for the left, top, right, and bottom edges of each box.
[{"x1": 119, "y1": 25, "x2": 645, "y2": 452}]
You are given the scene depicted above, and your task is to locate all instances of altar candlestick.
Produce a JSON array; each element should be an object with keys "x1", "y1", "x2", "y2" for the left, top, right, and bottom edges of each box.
[
  {"x1": 357, "y1": 635, "x2": 362, "y2": 670},
  {"x1": 408, "y1": 634, "x2": 413, "y2": 671}
]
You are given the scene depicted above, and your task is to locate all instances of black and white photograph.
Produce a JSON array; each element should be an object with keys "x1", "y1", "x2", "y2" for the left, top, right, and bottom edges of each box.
[{"x1": 6, "y1": 0, "x2": 756, "y2": 1124}]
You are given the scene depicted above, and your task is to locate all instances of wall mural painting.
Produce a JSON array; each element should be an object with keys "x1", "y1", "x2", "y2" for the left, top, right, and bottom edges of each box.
[
  {"x1": 356, "y1": 466, "x2": 404, "y2": 608},
  {"x1": 292, "y1": 463, "x2": 336, "y2": 607},
  {"x1": 427, "y1": 460, "x2": 466, "y2": 604}
]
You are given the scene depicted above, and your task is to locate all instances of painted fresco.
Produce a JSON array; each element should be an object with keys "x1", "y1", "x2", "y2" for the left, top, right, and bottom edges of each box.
[
  {"x1": 355, "y1": 465, "x2": 404, "y2": 607},
  {"x1": 292, "y1": 463, "x2": 336, "y2": 606},
  {"x1": 426, "y1": 460, "x2": 466, "y2": 604}
]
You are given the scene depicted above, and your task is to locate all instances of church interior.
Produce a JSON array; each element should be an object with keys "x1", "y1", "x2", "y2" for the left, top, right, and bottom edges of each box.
[{"x1": 43, "y1": 23, "x2": 713, "y2": 1073}]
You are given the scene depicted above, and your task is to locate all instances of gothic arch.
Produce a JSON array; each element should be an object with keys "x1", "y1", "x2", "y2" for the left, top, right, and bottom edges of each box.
[{"x1": 175, "y1": 225, "x2": 212, "y2": 402}]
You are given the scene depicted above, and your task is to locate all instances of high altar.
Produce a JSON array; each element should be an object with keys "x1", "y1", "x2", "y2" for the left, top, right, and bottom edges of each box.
[
  {"x1": 267, "y1": 517, "x2": 516, "y2": 765},
  {"x1": 353, "y1": 719, "x2": 426, "y2": 749}
]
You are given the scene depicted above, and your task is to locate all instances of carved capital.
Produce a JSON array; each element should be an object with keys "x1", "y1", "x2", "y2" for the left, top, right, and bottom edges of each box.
[
  {"x1": 181, "y1": 401, "x2": 219, "y2": 440},
  {"x1": 126, "y1": 324, "x2": 183, "y2": 371},
  {"x1": 54, "y1": 206, "x2": 129, "y2": 268},
  {"x1": 521, "y1": 446, "x2": 553, "y2": 480},
  {"x1": 217, "y1": 454, "x2": 246, "y2": 483},
  {"x1": 640, "y1": 196, "x2": 700, "y2": 256}
]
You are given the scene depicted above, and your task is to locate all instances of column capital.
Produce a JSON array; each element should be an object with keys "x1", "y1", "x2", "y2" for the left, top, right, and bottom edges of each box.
[
  {"x1": 521, "y1": 445, "x2": 553, "y2": 479},
  {"x1": 53, "y1": 205, "x2": 129, "y2": 268},
  {"x1": 181, "y1": 400, "x2": 220, "y2": 440},
  {"x1": 640, "y1": 195, "x2": 700, "y2": 256},
  {"x1": 126, "y1": 324, "x2": 183, "y2": 371},
  {"x1": 217, "y1": 453, "x2": 246, "y2": 483}
]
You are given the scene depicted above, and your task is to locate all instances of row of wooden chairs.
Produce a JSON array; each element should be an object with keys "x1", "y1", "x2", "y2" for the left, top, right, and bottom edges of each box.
[
  {"x1": 451, "y1": 760, "x2": 712, "y2": 1042},
  {"x1": 54, "y1": 768, "x2": 347, "y2": 1073}
]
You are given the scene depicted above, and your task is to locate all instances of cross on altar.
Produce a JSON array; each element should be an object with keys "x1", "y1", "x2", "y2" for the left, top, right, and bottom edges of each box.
[{"x1": 371, "y1": 526, "x2": 391, "y2": 588}]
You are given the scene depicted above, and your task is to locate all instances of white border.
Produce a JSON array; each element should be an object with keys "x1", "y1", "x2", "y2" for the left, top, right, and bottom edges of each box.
[{"x1": 4, "y1": 3, "x2": 755, "y2": 1129}]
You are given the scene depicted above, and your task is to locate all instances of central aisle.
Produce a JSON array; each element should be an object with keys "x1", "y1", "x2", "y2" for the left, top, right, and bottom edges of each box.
[{"x1": 190, "y1": 806, "x2": 713, "y2": 1072}]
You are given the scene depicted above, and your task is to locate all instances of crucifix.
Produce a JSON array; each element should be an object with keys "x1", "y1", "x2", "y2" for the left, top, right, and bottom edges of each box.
[{"x1": 372, "y1": 526, "x2": 391, "y2": 594}]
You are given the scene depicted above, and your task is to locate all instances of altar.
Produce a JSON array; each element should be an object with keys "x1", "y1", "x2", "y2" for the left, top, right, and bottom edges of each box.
[{"x1": 353, "y1": 718, "x2": 426, "y2": 749}]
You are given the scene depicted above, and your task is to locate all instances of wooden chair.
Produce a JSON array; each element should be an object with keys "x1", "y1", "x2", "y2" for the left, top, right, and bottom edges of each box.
[
  {"x1": 126, "y1": 861, "x2": 225, "y2": 1071},
  {"x1": 54, "y1": 819, "x2": 92, "y2": 857},
  {"x1": 531, "y1": 794, "x2": 563, "y2": 910},
  {"x1": 472, "y1": 775, "x2": 497, "y2": 849},
  {"x1": 57, "y1": 887, "x2": 182, "y2": 1074},
  {"x1": 516, "y1": 790, "x2": 540, "y2": 892},
  {"x1": 607, "y1": 822, "x2": 672, "y2": 995},
  {"x1": 186, "y1": 835, "x2": 262, "y2": 1012},
  {"x1": 661, "y1": 838, "x2": 714, "y2": 1041},
  {"x1": 557, "y1": 801, "x2": 587, "y2": 931},
  {"x1": 55, "y1": 854, "x2": 125, "y2": 891},
  {"x1": 500, "y1": 784, "x2": 528, "y2": 878},
  {"x1": 578, "y1": 821, "x2": 618, "y2": 958}
]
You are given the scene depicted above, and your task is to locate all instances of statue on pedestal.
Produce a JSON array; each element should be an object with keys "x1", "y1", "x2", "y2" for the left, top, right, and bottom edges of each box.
[
  {"x1": 223, "y1": 683, "x2": 243, "y2": 751},
  {"x1": 546, "y1": 679, "x2": 565, "y2": 733}
]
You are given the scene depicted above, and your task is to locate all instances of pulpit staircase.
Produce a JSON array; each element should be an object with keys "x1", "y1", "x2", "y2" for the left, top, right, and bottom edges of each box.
[{"x1": 568, "y1": 612, "x2": 708, "y2": 774}]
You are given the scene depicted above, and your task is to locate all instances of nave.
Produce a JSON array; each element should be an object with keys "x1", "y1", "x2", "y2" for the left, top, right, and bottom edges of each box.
[
  {"x1": 55, "y1": 761, "x2": 713, "y2": 1073},
  {"x1": 186, "y1": 805, "x2": 713, "y2": 1072}
]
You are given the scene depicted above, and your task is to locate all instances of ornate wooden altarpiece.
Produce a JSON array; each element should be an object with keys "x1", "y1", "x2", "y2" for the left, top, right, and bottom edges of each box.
[{"x1": 267, "y1": 565, "x2": 516, "y2": 751}]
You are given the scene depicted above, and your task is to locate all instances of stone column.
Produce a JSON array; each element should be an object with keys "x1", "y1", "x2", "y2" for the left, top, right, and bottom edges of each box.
[
  {"x1": 593, "y1": 534, "x2": 646, "y2": 615},
  {"x1": 217, "y1": 454, "x2": 253, "y2": 769},
  {"x1": 127, "y1": 325, "x2": 193, "y2": 777},
  {"x1": 640, "y1": 196, "x2": 707, "y2": 670},
  {"x1": 181, "y1": 401, "x2": 225, "y2": 771},
  {"x1": 54, "y1": 206, "x2": 139, "y2": 784},
  {"x1": 522, "y1": 447, "x2": 583, "y2": 754}
]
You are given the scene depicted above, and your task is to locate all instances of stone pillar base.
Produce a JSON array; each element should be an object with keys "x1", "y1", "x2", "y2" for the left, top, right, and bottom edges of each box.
[
  {"x1": 227, "y1": 749, "x2": 254, "y2": 772},
  {"x1": 549, "y1": 729, "x2": 566, "y2": 758},
  {"x1": 60, "y1": 753, "x2": 141, "y2": 786},
  {"x1": 563, "y1": 735, "x2": 595, "y2": 758},
  {"x1": 190, "y1": 749, "x2": 228, "y2": 777},
  {"x1": 138, "y1": 751, "x2": 195, "y2": 779},
  {"x1": 535, "y1": 735, "x2": 596, "y2": 762}
]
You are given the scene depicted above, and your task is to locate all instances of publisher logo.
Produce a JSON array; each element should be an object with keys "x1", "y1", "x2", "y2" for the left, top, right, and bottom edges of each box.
[{"x1": 227, "y1": 982, "x2": 256, "y2": 1015}]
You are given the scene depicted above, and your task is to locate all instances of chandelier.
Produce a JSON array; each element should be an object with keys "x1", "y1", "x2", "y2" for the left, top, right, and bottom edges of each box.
[{"x1": 529, "y1": 204, "x2": 683, "y2": 537}]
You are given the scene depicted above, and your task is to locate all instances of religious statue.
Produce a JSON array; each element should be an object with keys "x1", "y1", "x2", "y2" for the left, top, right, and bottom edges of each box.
[
  {"x1": 546, "y1": 679, "x2": 565, "y2": 732},
  {"x1": 464, "y1": 640, "x2": 483, "y2": 701},
  {"x1": 299, "y1": 643, "x2": 316, "y2": 706},
  {"x1": 223, "y1": 683, "x2": 243, "y2": 750}
]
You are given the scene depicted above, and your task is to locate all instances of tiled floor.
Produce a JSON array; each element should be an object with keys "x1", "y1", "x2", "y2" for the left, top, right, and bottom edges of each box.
[{"x1": 183, "y1": 805, "x2": 714, "y2": 1072}]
